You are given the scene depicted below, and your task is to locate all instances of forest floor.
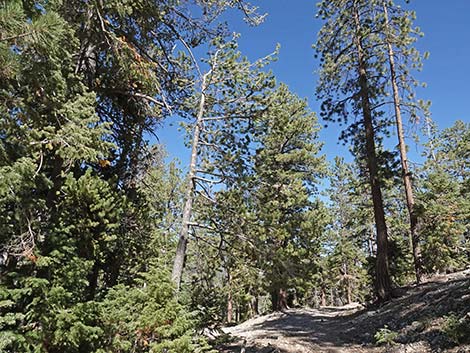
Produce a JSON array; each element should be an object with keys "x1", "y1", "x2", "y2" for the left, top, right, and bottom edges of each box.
[{"x1": 215, "y1": 270, "x2": 470, "y2": 353}]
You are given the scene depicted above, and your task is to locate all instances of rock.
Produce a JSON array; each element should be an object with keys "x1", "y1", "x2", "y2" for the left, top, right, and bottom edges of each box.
[
  {"x1": 384, "y1": 341, "x2": 432, "y2": 353},
  {"x1": 201, "y1": 327, "x2": 223, "y2": 340},
  {"x1": 410, "y1": 321, "x2": 425, "y2": 332}
]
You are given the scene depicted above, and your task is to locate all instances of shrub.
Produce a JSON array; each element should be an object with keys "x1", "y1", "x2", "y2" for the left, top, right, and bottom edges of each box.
[
  {"x1": 374, "y1": 325, "x2": 398, "y2": 346},
  {"x1": 442, "y1": 313, "x2": 470, "y2": 344}
]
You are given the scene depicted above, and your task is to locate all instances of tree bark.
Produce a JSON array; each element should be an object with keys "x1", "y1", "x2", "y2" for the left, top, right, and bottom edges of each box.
[
  {"x1": 353, "y1": 2, "x2": 392, "y2": 301},
  {"x1": 368, "y1": 225, "x2": 375, "y2": 257},
  {"x1": 345, "y1": 263, "x2": 352, "y2": 304},
  {"x1": 227, "y1": 270, "x2": 233, "y2": 323},
  {"x1": 171, "y1": 73, "x2": 208, "y2": 290},
  {"x1": 250, "y1": 295, "x2": 259, "y2": 317},
  {"x1": 271, "y1": 287, "x2": 289, "y2": 311},
  {"x1": 382, "y1": 2, "x2": 421, "y2": 284},
  {"x1": 347, "y1": 279, "x2": 352, "y2": 304}
]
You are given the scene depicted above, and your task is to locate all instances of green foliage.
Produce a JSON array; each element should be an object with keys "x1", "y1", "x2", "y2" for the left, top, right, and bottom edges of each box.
[
  {"x1": 186, "y1": 82, "x2": 328, "y2": 318},
  {"x1": 374, "y1": 325, "x2": 398, "y2": 346},
  {"x1": 442, "y1": 313, "x2": 470, "y2": 344},
  {"x1": 315, "y1": 0, "x2": 428, "y2": 146},
  {"x1": 248, "y1": 85, "x2": 327, "y2": 309},
  {"x1": 100, "y1": 266, "x2": 212, "y2": 353},
  {"x1": 1, "y1": 0, "x2": 259, "y2": 351},
  {"x1": 1, "y1": 1, "x2": 469, "y2": 352},
  {"x1": 320, "y1": 157, "x2": 373, "y2": 306},
  {"x1": 418, "y1": 120, "x2": 470, "y2": 273}
]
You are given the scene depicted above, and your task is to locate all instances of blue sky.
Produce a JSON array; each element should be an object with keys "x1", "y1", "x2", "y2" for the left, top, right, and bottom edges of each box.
[{"x1": 160, "y1": 0, "x2": 470, "y2": 168}]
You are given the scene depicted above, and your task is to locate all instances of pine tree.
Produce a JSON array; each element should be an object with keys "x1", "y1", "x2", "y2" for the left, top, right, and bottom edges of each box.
[
  {"x1": 380, "y1": 0, "x2": 430, "y2": 283},
  {"x1": 251, "y1": 84, "x2": 327, "y2": 311},
  {"x1": 325, "y1": 157, "x2": 371, "y2": 305},
  {"x1": 0, "y1": 4, "x2": 116, "y2": 350},
  {"x1": 183, "y1": 84, "x2": 327, "y2": 317},
  {"x1": 0, "y1": 0, "x2": 268, "y2": 350},
  {"x1": 417, "y1": 121, "x2": 470, "y2": 273},
  {"x1": 315, "y1": 0, "x2": 393, "y2": 300},
  {"x1": 171, "y1": 38, "x2": 276, "y2": 289}
]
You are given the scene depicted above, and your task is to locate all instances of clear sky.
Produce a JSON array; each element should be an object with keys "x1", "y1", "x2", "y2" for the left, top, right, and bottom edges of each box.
[{"x1": 160, "y1": 0, "x2": 470, "y2": 168}]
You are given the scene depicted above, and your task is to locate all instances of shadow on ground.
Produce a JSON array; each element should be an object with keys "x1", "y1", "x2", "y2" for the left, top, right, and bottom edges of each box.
[{"x1": 217, "y1": 271, "x2": 470, "y2": 352}]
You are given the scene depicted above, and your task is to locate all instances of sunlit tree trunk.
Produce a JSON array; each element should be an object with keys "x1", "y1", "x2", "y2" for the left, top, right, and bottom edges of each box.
[
  {"x1": 171, "y1": 73, "x2": 208, "y2": 290},
  {"x1": 227, "y1": 270, "x2": 233, "y2": 323},
  {"x1": 353, "y1": 2, "x2": 392, "y2": 301},
  {"x1": 382, "y1": 2, "x2": 421, "y2": 283}
]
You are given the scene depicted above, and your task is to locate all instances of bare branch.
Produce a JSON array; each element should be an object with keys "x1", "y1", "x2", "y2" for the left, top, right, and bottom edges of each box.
[
  {"x1": 193, "y1": 175, "x2": 224, "y2": 184},
  {"x1": 33, "y1": 151, "x2": 44, "y2": 177}
]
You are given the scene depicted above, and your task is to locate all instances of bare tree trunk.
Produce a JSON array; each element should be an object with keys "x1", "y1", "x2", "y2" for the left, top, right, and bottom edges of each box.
[
  {"x1": 353, "y1": 3, "x2": 392, "y2": 301},
  {"x1": 313, "y1": 288, "x2": 319, "y2": 308},
  {"x1": 247, "y1": 287, "x2": 259, "y2": 318},
  {"x1": 345, "y1": 263, "x2": 352, "y2": 304},
  {"x1": 227, "y1": 270, "x2": 233, "y2": 323},
  {"x1": 382, "y1": 2, "x2": 421, "y2": 284},
  {"x1": 368, "y1": 225, "x2": 375, "y2": 257},
  {"x1": 347, "y1": 279, "x2": 352, "y2": 304},
  {"x1": 251, "y1": 295, "x2": 259, "y2": 316},
  {"x1": 171, "y1": 73, "x2": 208, "y2": 290}
]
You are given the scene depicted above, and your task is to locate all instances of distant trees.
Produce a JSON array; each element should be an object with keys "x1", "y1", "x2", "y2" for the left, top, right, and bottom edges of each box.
[
  {"x1": 417, "y1": 121, "x2": 470, "y2": 273},
  {"x1": 323, "y1": 157, "x2": 371, "y2": 305}
]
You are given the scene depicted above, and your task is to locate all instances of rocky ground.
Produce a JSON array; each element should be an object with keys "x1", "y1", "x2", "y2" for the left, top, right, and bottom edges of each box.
[{"x1": 215, "y1": 270, "x2": 470, "y2": 353}]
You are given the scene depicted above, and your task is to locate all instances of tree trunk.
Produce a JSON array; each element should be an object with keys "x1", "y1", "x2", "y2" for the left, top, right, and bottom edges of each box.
[
  {"x1": 313, "y1": 288, "x2": 319, "y2": 308},
  {"x1": 86, "y1": 261, "x2": 100, "y2": 301},
  {"x1": 227, "y1": 293, "x2": 233, "y2": 323},
  {"x1": 171, "y1": 73, "x2": 208, "y2": 290},
  {"x1": 271, "y1": 287, "x2": 289, "y2": 311},
  {"x1": 347, "y1": 278, "x2": 352, "y2": 304},
  {"x1": 45, "y1": 155, "x2": 64, "y2": 209},
  {"x1": 345, "y1": 263, "x2": 352, "y2": 304},
  {"x1": 368, "y1": 225, "x2": 375, "y2": 257},
  {"x1": 250, "y1": 295, "x2": 259, "y2": 316},
  {"x1": 227, "y1": 271, "x2": 233, "y2": 323},
  {"x1": 353, "y1": 3, "x2": 392, "y2": 301},
  {"x1": 382, "y1": 2, "x2": 421, "y2": 284}
]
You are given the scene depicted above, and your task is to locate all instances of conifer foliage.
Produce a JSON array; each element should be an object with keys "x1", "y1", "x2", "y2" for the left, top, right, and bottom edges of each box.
[
  {"x1": 314, "y1": 0, "x2": 430, "y2": 300},
  {"x1": 0, "y1": 0, "x2": 263, "y2": 351},
  {"x1": 0, "y1": 0, "x2": 468, "y2": 351}
]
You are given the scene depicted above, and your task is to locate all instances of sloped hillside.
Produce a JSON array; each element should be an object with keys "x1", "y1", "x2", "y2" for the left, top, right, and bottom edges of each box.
[{"x1": 217, "y1": 270, "x2": 470, "y2": 353}]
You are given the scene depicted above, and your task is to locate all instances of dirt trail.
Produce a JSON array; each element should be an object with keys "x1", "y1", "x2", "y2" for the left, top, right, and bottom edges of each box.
[
  {"x1": 217, "y1": 270, "x2": 470, "y2": 353},
  {"x1": 222, "y1": 306, "x2": 381, "y2": 352}
]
